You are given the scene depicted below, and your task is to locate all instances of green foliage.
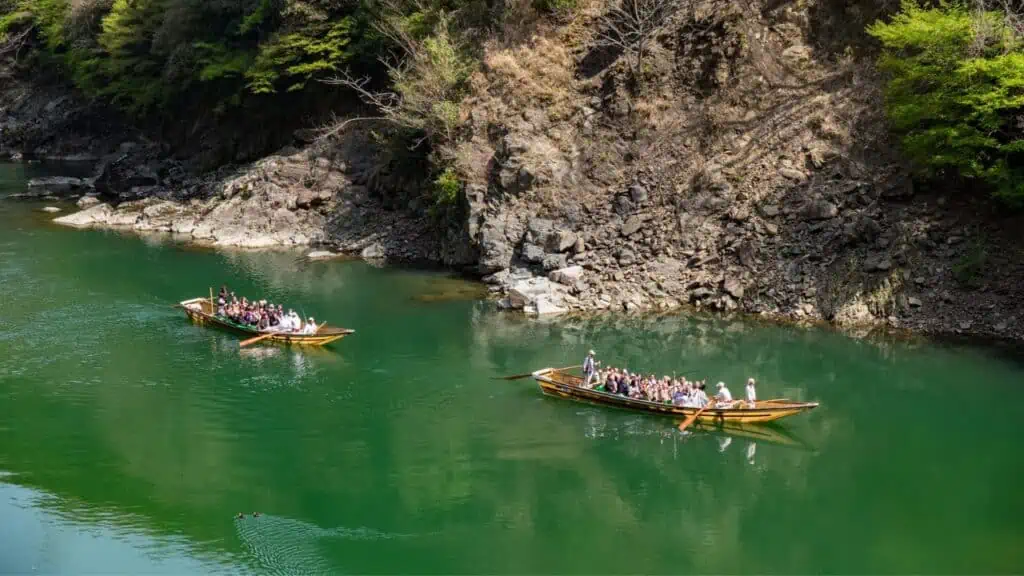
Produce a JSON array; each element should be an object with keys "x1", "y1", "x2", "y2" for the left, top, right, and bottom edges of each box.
[
  {"x1": 868, "y1": 1, "x2": 1024, "y2": 202},
  {"x1": 428, "y1": 166, "x2": 462, "y2": 223},
  {"x1": 432, "y1": 166, "x2": 461, "y2": 205},
  {"x1": 246, "y1": 17, "x2": 353, "y2": 93},
  {"x1": 2, "y1": 0, "x2": 361, "y2": 116},
  {"x1": 387, "y1": 24, "x2": 473, "y2": 147}
]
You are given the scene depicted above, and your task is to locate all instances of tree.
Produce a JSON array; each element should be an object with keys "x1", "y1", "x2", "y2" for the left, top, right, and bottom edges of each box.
[
  {"x1": 868, "y1": 1, "x2": 1024, "y2": 202},
  {"x1": 594, "y1": 0, "x2": 675, "y2": 85},
  {"x1": 322, "y1": 8, "x2": 472, "y2": 154}
]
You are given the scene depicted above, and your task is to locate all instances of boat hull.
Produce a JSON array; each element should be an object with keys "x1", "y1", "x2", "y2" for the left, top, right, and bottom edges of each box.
[
  {"x1": 179, "y1": 297, "x2": 353, "y2": 347},
  {"x1": 532, "y1": 368, "x2": 818, "y2": 424}
]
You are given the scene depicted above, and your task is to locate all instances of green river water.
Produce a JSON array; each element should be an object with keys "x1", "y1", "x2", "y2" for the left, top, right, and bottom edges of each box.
[{"x1": 1, "y1": 162, "x2": 1023, "y2": 574}]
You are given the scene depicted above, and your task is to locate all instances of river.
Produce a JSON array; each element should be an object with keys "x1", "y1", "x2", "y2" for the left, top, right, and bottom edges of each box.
[{"x1": 1, "y1": 162, "x2": 1023, "y2": 574}]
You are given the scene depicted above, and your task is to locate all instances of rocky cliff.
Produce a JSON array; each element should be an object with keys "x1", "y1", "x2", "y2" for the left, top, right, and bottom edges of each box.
[{"x1": 4, "y1": 0, "x2": 1022, "y2": 343}]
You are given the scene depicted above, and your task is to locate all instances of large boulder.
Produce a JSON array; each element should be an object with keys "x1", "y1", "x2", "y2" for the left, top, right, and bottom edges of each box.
[
  {"x1": 549, "y1": 265, "x2": 584, "y2": 285},
  {"x1": 53, "y1": 203, "x2": 114, "y2": 227},
  {"x1": 506, "y1": 276, "x2": 569, "y2": 316},
  {"x1": 478, "y1": 221, "x2": 514, "y2": 273},
  {"x1": 26, "y1": 177, "x2": 89, "y2": 196},
  {"x1": 547, "y1": 229, "x2": 577, "y2": 253},
  {"x1": 521, "y1": 243, "x2": 546, "y2": 264},
  {"x1": 802, "y1": 199, "x2": 838, "y2": 220}
]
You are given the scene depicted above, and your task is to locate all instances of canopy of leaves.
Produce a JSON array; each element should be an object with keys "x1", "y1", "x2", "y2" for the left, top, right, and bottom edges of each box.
[
  {"x1": 2, "y1": 0, "x2": 362, "y2": 116},
  {"x1": 869, "y1": 1, "x2": 1024, "y2": 202}
]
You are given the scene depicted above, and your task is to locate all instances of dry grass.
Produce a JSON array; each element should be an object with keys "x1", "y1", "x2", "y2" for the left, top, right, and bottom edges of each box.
[{"x1": 478, "y1": 35, "x2": 577, "y2": 118}]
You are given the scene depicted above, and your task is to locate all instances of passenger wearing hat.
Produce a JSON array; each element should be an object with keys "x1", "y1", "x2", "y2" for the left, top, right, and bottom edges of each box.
[
  {"x1": 303, "y1": 317, "x2": 318, "y2": 334},
  {"x1": 745, "y1": 378, "x2": 756, "y2": 407},
  {"x1": 715, "y1": 381, "x2": 734, "y2": 407},
  {"x1": 583, "y1": 350, "x2": 600, "y2": 388}
]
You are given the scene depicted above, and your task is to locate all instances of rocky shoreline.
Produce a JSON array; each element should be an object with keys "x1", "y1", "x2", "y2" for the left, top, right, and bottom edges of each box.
[
  {"x1": 4, "y1": 20, "x2": 1022, "y2": 347},
  {"x1": 16, "y1": 159, "x2": 1023, "y2": 348}
]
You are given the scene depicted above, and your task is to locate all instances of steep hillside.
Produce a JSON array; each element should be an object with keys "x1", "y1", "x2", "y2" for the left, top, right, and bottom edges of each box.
[{"x1": 4, "y1": 0, "x2": 1023, "y2": 342}]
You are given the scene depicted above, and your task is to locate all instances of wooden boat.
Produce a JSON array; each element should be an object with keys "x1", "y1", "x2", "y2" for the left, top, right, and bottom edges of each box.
[
  {"x1": 178, "y1": 297, "x2": 354, "y2": 347},
  {"x1": 532, "y1": 367, "x2": 818, "y2": 424}
]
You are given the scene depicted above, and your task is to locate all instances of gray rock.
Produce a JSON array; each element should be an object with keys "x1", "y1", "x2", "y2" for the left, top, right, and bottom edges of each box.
[
  {"x1": 26, "y1": 176, "x2": 88, "y2": 195},
  {"x1": 736, "y1": 240, "x2": 756, "y2": 267},
  {"x1": 844, "y1": 215, "x2": 881, "y2": 244},
  {"x1": 360, "y1": 242, "x2": 386, "y2": 259},
  {"x1": 542, "y1": 253, "x2": 568, "y2": 271},
  {"x1": 478, "y1": 222, "x2": 514, "y2": 273},
  {"x1": 573, "y1": 237, "x2": 586, "y2": 254},
  {"x1": 629, "y1": 183, "x2": 648, "y2": 203},
  {"x1": 728, "y1": 206, "x2": 750, "y2": 222},
  {"x1": 53, "y1": 203, "x2": 113, "y2": 227},
  {"x1": 864, "y1": 256, "x2": 892, "y2": 272},
  {"x1": 534, "y1": 296, "x2": 567, "y2": 316},
  {"x1": 521, "y1": 243, "x2": 546, "y2": 264},
  {"x1": 306, "y1": 250, "x2": 339, "y2": 261},
  {"x1": 723, "y1": 277, "x2": 745, "y2": 299},
  {"x1": 802, "y1": 199, "x2": 838, "y2": 220},
  {"x1": 482, "y1": 269, "x2": 511, "y2": 285},
  {"x1": 760, "y1": 204, "x2": 779, "y2": 217},
  {"x1": 779, "y1": 167, "x2": 807, "y2": 182},
  {"x1": 882, "y1": 173, "x2": 914, "y2": 198},
  {"x1": 547, "y1": 229, "x2": 577, "y2": 253},
  {"x1": 614, "y1": 195, "x2": 634, "y2": 216},
  {"x1": 526, "y1": 218, "x2": 554, "y2": 244},
  {"x1": 764, "y1": 222, "x2": 779, "y2": 236},
  {"x1": 908, "y1": 296, "x2": 922, "y2": 307},
  {"x1": 41, "y1": 206, "x2": 62, "y2": 213},
  {"x1": 549, "y1": 265, "x2": 584, "y2": 285},
  {"x1": 618, "y1": 213, "x2": 643, "y2": 235},
  {"x1": 617, "y1": 249, "x2": 637, "y2": 266},
  {"x1": 690, "y1": 287, "x2": 713, "y2": 300},
  {"x1": 77, "y1": 195, "x2": 101, "y2": 208}
]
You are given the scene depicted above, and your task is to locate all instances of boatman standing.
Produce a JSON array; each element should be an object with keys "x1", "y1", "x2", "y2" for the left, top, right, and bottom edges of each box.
[
  {"x1": 583, "y1": 350, "x2": 599, "y2": 388},
  {"x1": 745, "y1": 378, "x2": 757, "y2": 407}
]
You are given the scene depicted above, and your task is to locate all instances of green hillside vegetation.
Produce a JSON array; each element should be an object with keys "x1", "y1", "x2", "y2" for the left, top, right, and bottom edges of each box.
[
  {"x1": 2, "y1": 0, "x2": 1023, "y2": 204},
  {"x1": 869, "y1": 1, "x2": 1024, "y2": 202}
]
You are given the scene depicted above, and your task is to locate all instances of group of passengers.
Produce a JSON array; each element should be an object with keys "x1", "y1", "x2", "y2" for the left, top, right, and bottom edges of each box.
[
  {"x1": 582, "y1": 351, "x2": 757, "y2": 408},
  {"x1": 215, "y1": 285, "x2": 320, "y2": 335}
]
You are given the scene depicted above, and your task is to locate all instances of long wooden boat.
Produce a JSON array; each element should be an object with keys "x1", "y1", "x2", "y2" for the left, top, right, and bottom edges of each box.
[
  {"x1": 532, "y1": 368, "x2": 818, "y2": 424},
  {"x1": 178, "y1": 297, "x2": 354, "y2": 347}
]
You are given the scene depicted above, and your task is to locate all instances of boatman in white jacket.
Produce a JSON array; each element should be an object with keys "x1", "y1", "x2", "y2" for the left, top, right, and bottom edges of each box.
[
  {"x1": 716, "y1": 382, "x2": 734, "y2": 407},
  {"x1": 745, "y1": 378, "x2": 757, "y2": 407},
  {"x1": 583, "y1": 350, "x2": 599, "y2": 388}
]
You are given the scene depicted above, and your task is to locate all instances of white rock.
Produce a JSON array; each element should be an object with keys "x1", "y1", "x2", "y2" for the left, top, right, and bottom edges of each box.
[
  {"x1": 77, "y1": 195, "x2": 100, "y2": 208},
  {"x1": 307, "y1": 250, "x2": 338, "y2": 261},
  {"x1": 361, "y1": 242, "x2": 386, "y2": 259},
  {"x1": 548, "y1": 265, "x2": 584, "y2": 285},
  {"x1": 41, "y1": 206, "x2": 61, "y2": 213},
  {"x1": 533, "y1": 296, "x2": 568, "y2": 316},
  {"x1": 53, "y1": 203, "x2": 113, "y2": 227}
]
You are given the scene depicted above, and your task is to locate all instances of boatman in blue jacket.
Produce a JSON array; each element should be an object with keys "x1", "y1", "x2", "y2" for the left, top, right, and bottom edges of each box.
[{"x1": 583, "y1": 350, "x2": 599, "y2": 387}]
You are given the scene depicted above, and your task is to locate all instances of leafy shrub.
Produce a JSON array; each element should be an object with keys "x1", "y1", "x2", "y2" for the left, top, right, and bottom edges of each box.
[
  {"x1": 432, "y1": 166, "x2": 461, "y2": 205},
  {"x1": 868, "y1": 2, "x2": 1024, "y2": 203}
]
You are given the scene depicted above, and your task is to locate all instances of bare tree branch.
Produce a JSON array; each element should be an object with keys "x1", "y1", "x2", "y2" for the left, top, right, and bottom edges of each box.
[
  {"x1": 0, "y1": 25, "x2": 34, "y2": 61},
  {"x1": 594, "y1": 0, "x2": 677, "y2": 82}
]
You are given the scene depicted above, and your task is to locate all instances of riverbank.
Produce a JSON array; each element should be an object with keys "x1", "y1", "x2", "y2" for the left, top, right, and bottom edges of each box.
[{"x1": 3, "y1": 0, "x2": 1022, "y2": 347}]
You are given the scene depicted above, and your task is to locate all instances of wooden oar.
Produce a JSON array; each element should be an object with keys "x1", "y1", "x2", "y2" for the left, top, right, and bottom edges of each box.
[
  {"x1": 239, "y1": 332, "x2": 275, "y2": 347},
  {"x1": 493, "y1": 364, "x2": 582, "y2": 381},
  {"x1": 678, "y1": 400, "x2": 715, "y2": 432}
]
